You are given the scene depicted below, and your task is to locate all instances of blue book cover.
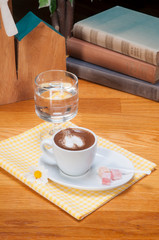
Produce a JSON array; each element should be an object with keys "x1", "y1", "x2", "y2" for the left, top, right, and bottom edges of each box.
[
  {"x1": 66, "y1": 57, "x2": 159, "y2": 102},
  {"x1": 73, "y1": 6, "x2": 159, "y2": 65}
]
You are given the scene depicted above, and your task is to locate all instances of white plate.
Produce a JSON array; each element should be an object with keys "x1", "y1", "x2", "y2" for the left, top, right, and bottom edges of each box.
[{"x1": 39, "y1": 146, "x2": 134, "y2": 191}]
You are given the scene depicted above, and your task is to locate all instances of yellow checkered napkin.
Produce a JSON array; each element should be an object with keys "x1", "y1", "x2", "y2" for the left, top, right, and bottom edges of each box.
[{"x1": 0, "y1": 122, "x2": 156, "y2": 220}]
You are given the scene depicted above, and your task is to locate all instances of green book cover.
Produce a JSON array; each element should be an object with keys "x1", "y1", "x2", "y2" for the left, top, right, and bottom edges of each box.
[
  {"x1": 73, "y1": 6, "x2": 159, "y2": 65},
  {"x1": 15, "y1": 11, "x2": 61, "y2": 41}
]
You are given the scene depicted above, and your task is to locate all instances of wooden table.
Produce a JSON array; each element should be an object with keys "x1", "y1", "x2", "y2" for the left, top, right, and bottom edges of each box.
[{"x1": 0, "y1": 79, "x2": 159, "y2": 239}]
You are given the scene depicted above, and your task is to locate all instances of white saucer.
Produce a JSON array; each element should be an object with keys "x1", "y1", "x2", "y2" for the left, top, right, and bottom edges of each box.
[{"x1": 39, "y1": 146, "x2": 134, "y2": 191}]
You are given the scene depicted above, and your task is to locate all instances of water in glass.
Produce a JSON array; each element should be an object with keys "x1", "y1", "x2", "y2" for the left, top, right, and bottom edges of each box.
[{"x1": 35, "y1": 82, "x2": 78, "y2": 123}]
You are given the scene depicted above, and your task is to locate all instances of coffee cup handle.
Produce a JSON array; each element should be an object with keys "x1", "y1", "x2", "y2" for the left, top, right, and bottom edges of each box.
[{"x1": 40, "y1": 139, "x2": 56, "y2": 165}]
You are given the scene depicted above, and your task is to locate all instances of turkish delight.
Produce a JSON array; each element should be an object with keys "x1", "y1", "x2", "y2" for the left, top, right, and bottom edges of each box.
[
  {"x1": 98, "y1": 166, "x2": 122, "y2": 185},
  {"x1": 110, "y1": 169, "x2": 122, "y2": 180},
  {"x1": 101, "y1": 172, "x2": 111, "y2": 185}
]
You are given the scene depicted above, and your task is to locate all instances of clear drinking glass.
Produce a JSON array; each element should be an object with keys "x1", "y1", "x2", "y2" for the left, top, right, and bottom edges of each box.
[{"x1": 34, "y1": 70, "x2": 78, "y2": 140}]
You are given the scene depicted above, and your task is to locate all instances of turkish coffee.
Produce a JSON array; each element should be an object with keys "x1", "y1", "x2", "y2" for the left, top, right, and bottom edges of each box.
[{"x1": 54, "y1": 128, "x2": 95, "y2": 151}]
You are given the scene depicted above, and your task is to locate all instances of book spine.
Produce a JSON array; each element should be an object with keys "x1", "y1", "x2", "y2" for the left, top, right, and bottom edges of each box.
[
  {"x1": 73, "y1": 24, "x2": 158, "y2": 66},
  {"x1": 67, "y1": 38, "x2": 159, "y2": 83},
  {"x1": 66, "y1": 57, "x2": 159, "y2": 102}
]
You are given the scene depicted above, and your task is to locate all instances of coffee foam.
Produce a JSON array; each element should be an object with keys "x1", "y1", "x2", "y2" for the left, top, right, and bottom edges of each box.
[
  {"x1": 58, "y1": 129, "x2": 85, "y2": 150},
  {"x1": 63, "y1": 135, "x2": 84, "y2": 149},
  {"x1": 54, "y1": 128, "x2": 95, "y2": 151}
]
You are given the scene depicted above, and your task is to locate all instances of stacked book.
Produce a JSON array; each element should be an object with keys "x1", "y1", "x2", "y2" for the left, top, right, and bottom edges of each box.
[{"x1": 66, "y1": 6, "x2": 159, "y2": 102}]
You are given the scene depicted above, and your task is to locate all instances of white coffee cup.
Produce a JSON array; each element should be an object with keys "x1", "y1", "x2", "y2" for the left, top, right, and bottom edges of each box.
[{"x1": 40, "y1": 127, "x2": 97, "y2": 176}]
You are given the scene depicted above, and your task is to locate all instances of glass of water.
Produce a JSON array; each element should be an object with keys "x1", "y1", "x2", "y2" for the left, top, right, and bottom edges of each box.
[{"x1": 34, "y1": 70, "x2": 78, "y2": 140}]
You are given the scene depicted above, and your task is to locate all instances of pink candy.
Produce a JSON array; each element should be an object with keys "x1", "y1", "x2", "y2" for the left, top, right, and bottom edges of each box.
[
  {"x1": 111, "y1": 169, "x2": 122, "y2": 180},
  {"x1": 98, "y1": 166, "x2": 110, "y2": 178},
  {"x1": 98, "y1": 166, "x2": 122, "y2": 185},
  {"x1": 101, "y1": 172, "x2": 111, "y2": 185}
]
